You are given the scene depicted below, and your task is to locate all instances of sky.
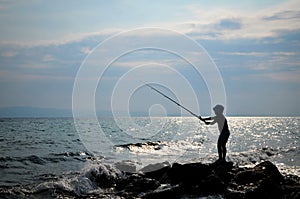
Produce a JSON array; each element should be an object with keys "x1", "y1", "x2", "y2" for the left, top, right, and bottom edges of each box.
[{"x1": 0, "y1": 0, "x2": 300, "y2": 116}]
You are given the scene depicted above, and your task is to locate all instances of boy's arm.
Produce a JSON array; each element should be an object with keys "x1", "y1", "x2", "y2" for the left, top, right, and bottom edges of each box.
[
  {"x1": 199, "y1": 116, "x2": 213, "y2": 121},
  {"x1": 199, "y1": 116, "x2": 215, "y2": 125},
  {"x1": 208, "y1": 119, "x2": 217, "y2": 125}
]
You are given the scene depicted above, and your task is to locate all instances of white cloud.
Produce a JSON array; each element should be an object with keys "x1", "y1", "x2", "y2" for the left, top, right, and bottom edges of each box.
[
  {"x1": 218, "y1": 52, "x2": 268, "y2": 57},
  {"x1": 0, "y1": 28, "x2": 121, "y2": 47},
  {"x1": 218, "y1": 51, "x2": 298, "y2": 57},
  {"x1": 80, "y1": 47, "x2": 92, "y2": 54},
  {"x1": 175, "y1": 0, "x2": 300, "y2": 40}
]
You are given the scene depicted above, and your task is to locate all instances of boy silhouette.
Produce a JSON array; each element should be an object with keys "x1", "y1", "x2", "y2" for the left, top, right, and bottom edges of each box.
[{"x1": 199, "y1": 105, "x2": 230, "y2": 162}]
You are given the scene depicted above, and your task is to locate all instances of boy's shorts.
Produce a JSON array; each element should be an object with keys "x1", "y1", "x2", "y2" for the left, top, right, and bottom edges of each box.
[{"x1": 218, "y1": 131, "x2": 230, "y2": 145}]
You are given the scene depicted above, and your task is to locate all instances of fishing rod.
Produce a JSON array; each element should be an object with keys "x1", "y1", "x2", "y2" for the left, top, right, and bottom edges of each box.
[{"x1": 143, "y1": 82, "x2": 200, "y2": 119}]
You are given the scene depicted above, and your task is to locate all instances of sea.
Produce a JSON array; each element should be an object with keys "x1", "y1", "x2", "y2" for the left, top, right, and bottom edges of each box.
[{"x1": 0, "y1": 117, "x2": 299, "y2": 198}]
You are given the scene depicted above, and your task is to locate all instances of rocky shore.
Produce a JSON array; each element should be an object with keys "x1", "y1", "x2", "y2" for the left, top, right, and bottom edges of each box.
[
  {"x1": 0, "y1": 161, "x2": 299, "y2": 199},
  {"x1": 87, "y1": 160, "x2": 299, "y2": 199}
]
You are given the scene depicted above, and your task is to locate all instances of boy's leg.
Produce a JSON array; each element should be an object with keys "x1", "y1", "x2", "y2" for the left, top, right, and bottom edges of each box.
[
  {"x1": 222, "y1": 133, "x2": 230, "y2": 161},
  {"x1": 222, "y1": 144, "x2": 227, "y2": 161},
  {"x1": 217, "y1": 137, "x2": 222, "y2": 160}
]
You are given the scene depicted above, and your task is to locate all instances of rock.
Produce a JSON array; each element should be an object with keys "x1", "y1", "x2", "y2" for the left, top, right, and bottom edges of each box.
[
  {"x1": 117, "y1": 173, "x2": 160, "y2": 194},
  {"x1": 203, "y1": 174, "x2": 226, "y2": 193},
  {"x1": 281, "y1": 175, "x2": 300, "y2": 199},
  {"x1": 143, "y1": 164, "x2": 171, "y2": 183},
  {"x1": 115, "y1": 160, "x2": 136, "y2": 173},
  {"x1": 1, "y1": 160, "x2": 298, "y2": 199},
  {"x1": 168, "y1": 162, "x2": 211, "y2": 185},
  {"x1": 254, "y1": 161, "x2": 284, "y2": 182},
  {"x1": 184, "y1": 174, "x2": 226, "y2": 196},
  {"x1": 140, "y1": 161, "x2": 171, "y2": 173},
  {"x1": 84, "y1": 160, "x2": 298, "y2": 198},
  {"x1": 233, "y1": 161, "x2": 283, "y2": 185},
  {"x1": 86, "y1": 164, "x2": 123, "y2": 188},
  {"x1": 244, "y1": 179, "x2": 282, "y2": 199},
  {"x1": 226, "y1": 161, "x2": 285, "y2": 199},
  {"x1": 143, "y1": 184, "x2": 182, "y2": 199},
  {"x1": 210, "y1": 161, "x2": 234, "y2": 184}
]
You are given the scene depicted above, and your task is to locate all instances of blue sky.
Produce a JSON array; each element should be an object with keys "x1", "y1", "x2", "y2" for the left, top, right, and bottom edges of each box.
[{"x1": 0, "y1": 0, "x2": 299, "y2": 116}]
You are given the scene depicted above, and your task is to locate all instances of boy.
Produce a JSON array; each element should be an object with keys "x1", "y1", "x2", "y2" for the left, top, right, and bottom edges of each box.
[{"x1": 199, "y1": 105, "x2": 230, "y2": 162}]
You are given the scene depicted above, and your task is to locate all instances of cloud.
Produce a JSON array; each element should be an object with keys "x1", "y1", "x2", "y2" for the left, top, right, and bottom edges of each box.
[
  {"x1": 1, "y1": 50, "x2": 17, "y2": 57},
  {"x1": 218, "y1": 51, "x2": 268, "y2": 57},
  {"x1": 263, "y1": 70, "x2": 300, "y2": 82},
  {"x1": 263, "y1": 10, "x2": 300, "y2": 20},
  {"x1": 218, "y1": 51, "x2": 297, "y2": 57},
  {"x1": 80, "y1": 47, "x2": 92, "y2": 54},
  {"x1": 0, "y1": 28, "x2": 121, "y2": 47},
  {"x1": 178, "y1": 0, "x2": 300, "y2": 40}
]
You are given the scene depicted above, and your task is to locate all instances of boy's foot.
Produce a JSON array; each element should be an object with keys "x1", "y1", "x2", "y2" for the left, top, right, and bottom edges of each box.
[
  {"x1": 214, "y1": 159, "x2": 222, "y2": 164},
  {"x1": 214, "y1": 159, "x2": 227, "y2": 164}
]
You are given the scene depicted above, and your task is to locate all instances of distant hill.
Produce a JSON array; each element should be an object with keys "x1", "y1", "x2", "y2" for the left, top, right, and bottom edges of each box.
[{"x1": 0, "y1": 107, "x2": 72, "y2": 118}]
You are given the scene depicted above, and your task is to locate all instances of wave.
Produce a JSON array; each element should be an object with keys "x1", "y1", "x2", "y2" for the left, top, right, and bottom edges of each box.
[
  {"x1": 0, "y1": 151, "x2": 93, "y2": 166},
  {"x1": 115, "y1": 141, "x2": 164, "y2": 151}
]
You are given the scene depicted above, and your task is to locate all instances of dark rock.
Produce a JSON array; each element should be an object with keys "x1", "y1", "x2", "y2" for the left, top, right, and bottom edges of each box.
[
  {"x1": 233, "y1": 161, "x2": 283, "y2": 185},
  {"x1": 281, "y1": 175, "x2": 300, "y2": 199},
  {"x1": 254, "y1": 161, "x2": 284, "y2": 182},
  {"x1": 226, "y1": 161, "x2": 285, "y2": 199},
  {"x1": 1, "y1": 160, "x2": 299, "y2": 199},
  {"x1": 210, "y1": 161, "x2": 234, "y2": 184},
  {"x1": 143, "y1": 184, "x2": 182, "y2": 199},
  {"x1": 245, "y1": 179, "x2": 282, "y2": 199},
  {"x1": 117, "y1": 173, "x2": 160, "y2": 194},
  {"x1": 86, "y1": 160, "x2": 298, "y2": 198},
  {"x1": 141, "y1": 161, "x2": 170, "y2": 173},
  {"x1": 184, "y1": 174, "x2": 226, "y2": 195},
  {"x1": 203, "y1": 174, "x2": 226, "y2": 193},
  {"x1": 143, "y1": 164, "x2": 171, "y2": 183},
  {"x1": 168, "y1": 162, "x2": 211, "y2": 185}
]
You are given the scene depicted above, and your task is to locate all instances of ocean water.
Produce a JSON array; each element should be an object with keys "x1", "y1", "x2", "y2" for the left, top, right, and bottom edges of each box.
[{"x1": 0, "y1": 117, "x2": 299, "y2": 197}]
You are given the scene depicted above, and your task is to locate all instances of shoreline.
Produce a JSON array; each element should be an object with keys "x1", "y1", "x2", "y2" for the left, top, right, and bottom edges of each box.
[{"x1": 0, "y1": 160, "x2": 299, "y2": 199}]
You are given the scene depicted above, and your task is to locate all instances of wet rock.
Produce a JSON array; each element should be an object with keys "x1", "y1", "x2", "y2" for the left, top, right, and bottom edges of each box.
[
  {"x1": 87, "y1": 164, "x2": 123, "y2": 188},
  {"x1": 117, "y1": 173, "x2": 160, "y2": 194},
  {"x1": 115, "y1": 160, "x2": 136, "y2": 173},
  {"x1": 141, "y1": 161, "x2": 171, "y2": 173},
  {"x1": 143, "y1": 164, "x2": 171, "y2": 183},
  {"x1": 143, "y1": 184, "x2": 182, "y2": 199}
]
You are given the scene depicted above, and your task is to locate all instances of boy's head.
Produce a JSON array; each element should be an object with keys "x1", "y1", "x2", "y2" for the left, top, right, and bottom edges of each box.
[{"x1": 213, "y1": 104, "x2": 224, "y2": 115}]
